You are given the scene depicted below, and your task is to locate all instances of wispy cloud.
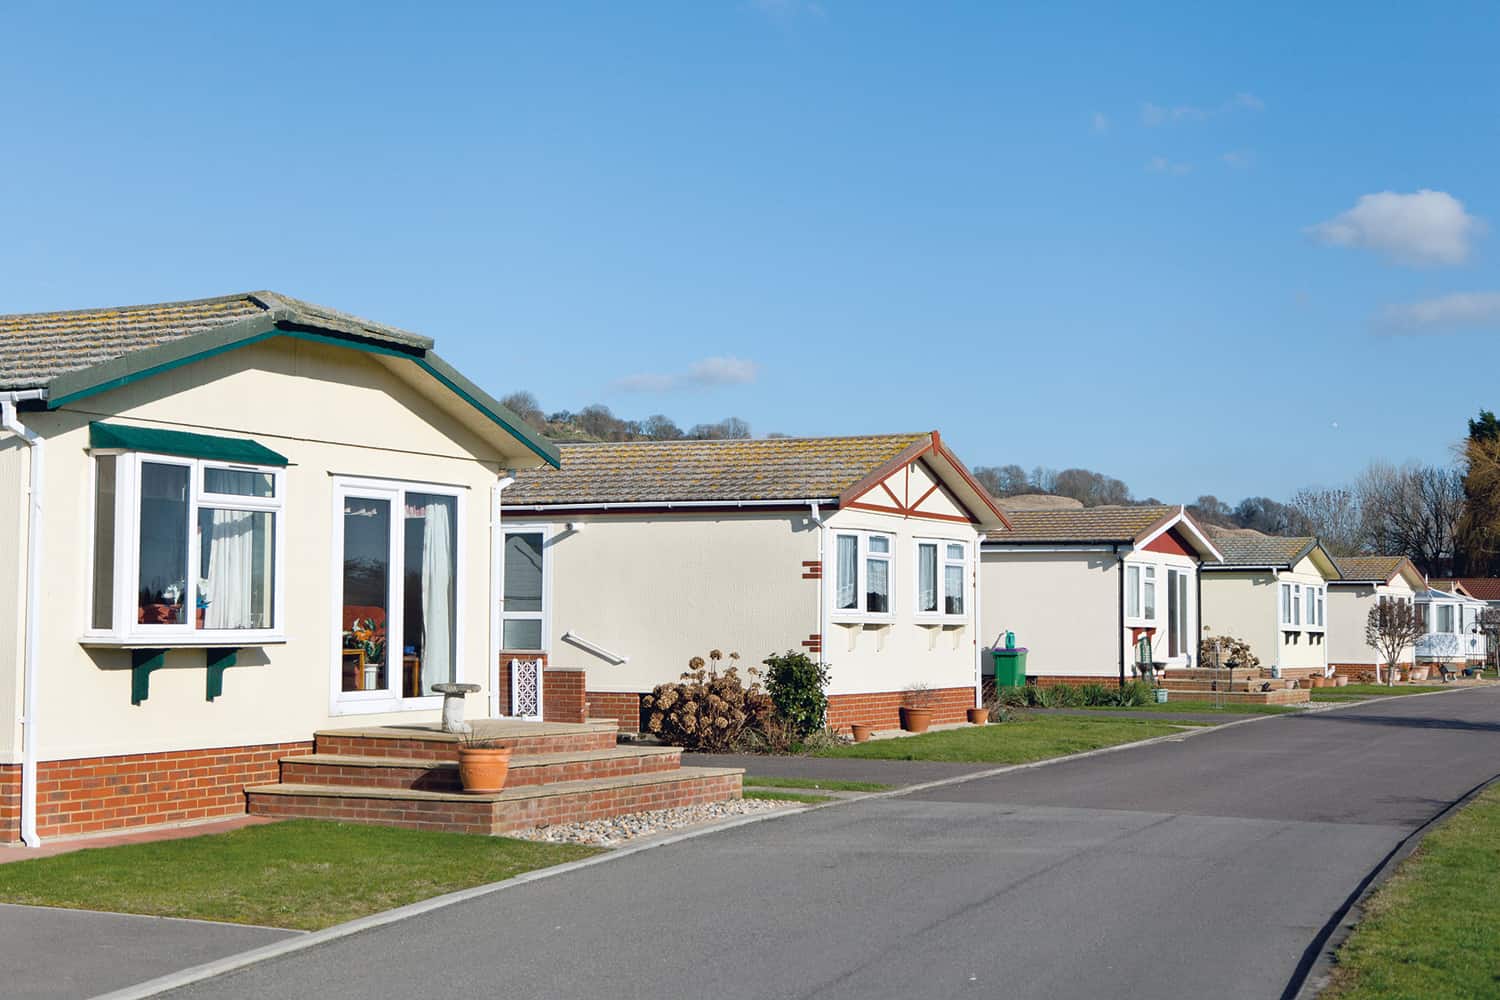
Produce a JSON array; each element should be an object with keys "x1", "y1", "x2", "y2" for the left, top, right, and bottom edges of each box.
[
  {"x1": 1091, "y1": 111, "x2": 1109, "y2": 134},
  {"x1": 1308, "y1": 189, "x2": 1482, "y2": 267},
  {"x1": 1222, "y1": 150, "x2": 1254, "y2": 169},
  {"x1": 614, "y1": 356, "x2": 761, "y2": 393},
  {"x1": 1142, "y1": 92, "x2": 1265, "y2": 127},
  {"x1": 1147, "y1": 156, "x2": 1193, "y2": 176},
  {"x1": 1378, "y1": 292, "x2": 1500, "y2": 333}
]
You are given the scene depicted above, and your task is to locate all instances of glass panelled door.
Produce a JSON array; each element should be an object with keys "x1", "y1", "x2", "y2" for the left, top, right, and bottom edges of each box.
[
  {"x1": 339, "y1": 487, "x2": 397, "y2": 699},
  {"x1": 1166, "y1": 568, "x2": 1190, "y2": 659}
]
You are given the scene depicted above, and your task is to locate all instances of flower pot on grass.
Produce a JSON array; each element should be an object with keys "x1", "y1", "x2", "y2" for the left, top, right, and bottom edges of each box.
[
  {"x1": 457, "y1": 741, "x2": 511, "y2": 794},
  {"x1": 899, "y1": 707, "x2": 933, "y2": 733},
  {"x1": 967, "y1": 707, "x2": 987, "y2": 725},
  {"x1": 850, "y1": 723, "x2": 874, "y2": 742}
]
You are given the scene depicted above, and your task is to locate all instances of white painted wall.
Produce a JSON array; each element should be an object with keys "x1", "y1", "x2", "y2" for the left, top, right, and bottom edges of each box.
[
  {"x1": 980, "y1": 549, "x2": 1120, "y2": 679},
  {"x1": 1329, "y1": 574, "x2": 1417, "y2": 666}
]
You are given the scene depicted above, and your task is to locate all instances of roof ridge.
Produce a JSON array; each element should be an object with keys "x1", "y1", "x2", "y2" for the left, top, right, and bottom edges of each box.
[
  {"x1": 0, "y1": 290, "x2": 266, "y2": 323},
  {"x1": 553, "y1": 432, "x2": 929, "y2": 448}
]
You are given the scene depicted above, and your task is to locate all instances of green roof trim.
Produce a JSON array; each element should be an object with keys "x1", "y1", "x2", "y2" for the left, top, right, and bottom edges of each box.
[{"x1": 89, "y1": 422, "x2": 289, "y2": 466}]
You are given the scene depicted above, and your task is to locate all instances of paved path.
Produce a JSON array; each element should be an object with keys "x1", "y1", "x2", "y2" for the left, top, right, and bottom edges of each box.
[
  {"x1": 0, "y1": 904, "x2": 295, "y2": 999},
  {"x1": 164, "y1": 688, "x2": 1500, "y2": 1000}
]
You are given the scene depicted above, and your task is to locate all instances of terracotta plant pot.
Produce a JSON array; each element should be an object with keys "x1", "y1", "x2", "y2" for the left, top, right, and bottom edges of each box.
[
  {"x1": 1335, "y1": 676, "x2": 1349, "y2": 687},
  {"x1": 1310, "y1": 677, "x2": 1326, "y2": 688},
  {"x1": 899, "y1": 707, "x2": 933, "y2": 733},
  {"x1": 967, "y1": 707, "x2": 988, "y2": 725},
  {"x1": 850, "y1": 723, "x2": 874, "y2": 743},
  {"x1": 1409, "y1": 666, "x2": 1430, "y2": 682},
  {"x1": 458, "y1": 746, "x2": 511, "y2": 794}
]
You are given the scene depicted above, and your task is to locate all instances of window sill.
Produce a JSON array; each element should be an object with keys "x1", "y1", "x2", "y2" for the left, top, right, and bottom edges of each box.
[
  {"x1": 81, "y1": 634, "x2": 288, "y2": 650},
  {"x1": 914, "y1": 617, "x2": 968, "y2": 626},
  {"x1": 831, "y1": 615, "x2": 896, "y2": 626}
]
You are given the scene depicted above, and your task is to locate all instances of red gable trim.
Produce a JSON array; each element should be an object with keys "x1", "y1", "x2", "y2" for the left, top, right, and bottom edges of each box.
[
  {"x1": 838, "y1": 431, "x2": 1011, "y2": 529},
  {"x1": 1143, "y1": 527, "x2": 1193, "y2": 558}
]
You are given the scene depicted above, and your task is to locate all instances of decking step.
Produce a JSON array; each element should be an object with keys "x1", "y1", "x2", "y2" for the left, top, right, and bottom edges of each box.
[
  {"x1": 280, "y1": 745, "x2": 683, "y2": 792},
  {"x1": 247, "y1": 766, "x2": 744, "y2": 835},
  {"x1": 314, "y1": 719, "x2": 621, "y2": 760}
]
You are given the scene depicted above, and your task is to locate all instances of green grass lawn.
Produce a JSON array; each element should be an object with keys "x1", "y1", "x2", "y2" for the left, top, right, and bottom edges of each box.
[
  {"x1": 1075, "y1": 700, "x2": 1304, "y2": 715},
  {"x1": 0, "y1": 819, "x2": 598, "y2": 930},
  {"x1": 742, "y1": 789, "x2": 835, "y2": 804},
  {"x1": 1312, "y1": 684, "x2": 1450, "y2": 702},
  {"x1": 814, "y1": 715, "x2": 1196, "y2": 764},
  {"x1": 1326, "y1": 783, "x2": 1500, "y2": 999},
  {"x1": 742, "y1": 776, "x2": 893, "y2": 792}
]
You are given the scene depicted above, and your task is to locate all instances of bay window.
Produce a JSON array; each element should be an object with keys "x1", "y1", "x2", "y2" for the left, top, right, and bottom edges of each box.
[
  {"x1": 833, "y1": 530, "x2": 892, "y2": 617},
  {"x1": 916, "y1": 538, "x2": 968, "y2": 618},
  {"x1": 88, "y1": 450, "x2": 284, "y2": 643}
]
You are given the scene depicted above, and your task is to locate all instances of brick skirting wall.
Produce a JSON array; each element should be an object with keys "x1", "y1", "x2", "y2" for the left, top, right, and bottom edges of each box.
[
  {"x1": 0, "y1": 741, "x2": 312, "y2": 843},
  {"x1": 493, "y1": 655, "x2": 589, "y2": 724},
  {"x1": 1330, "y1": 661, "x2": 1411, "y2": 678},
  {"x1": 589, "y1": 692, "x2": 645, "y2": 732},
  {"x1": 825, "y1": 686, "x2": 975, "y2": 733},
  {"x1": 1023, "y1": 674, "x2": 1125, "y2": 687}
]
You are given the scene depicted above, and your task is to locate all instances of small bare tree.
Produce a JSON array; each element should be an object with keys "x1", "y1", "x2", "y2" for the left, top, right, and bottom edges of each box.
[
  {"x1": 1365, "y1": 600, "x2": 1425, "y2": 686},
  {"x1": 1476, "y1": 608, "x2": 1500, "y2": 670}
]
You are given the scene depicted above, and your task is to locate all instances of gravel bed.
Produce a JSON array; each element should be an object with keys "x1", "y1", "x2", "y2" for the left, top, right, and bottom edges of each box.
[{"x1": 510, "y1": 797, "x2": 795, "y2": 847}]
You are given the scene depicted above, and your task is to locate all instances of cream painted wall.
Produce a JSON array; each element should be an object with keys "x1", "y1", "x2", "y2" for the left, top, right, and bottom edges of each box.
[
  {"x1": 1201, "y1": 571, "x2": 1279, "y2": 668},
  {"x1": 1329, "y1": 575, "x2": 1416, "y2": 665},
  {"x1": 5, "y1": 337, "x2": 523, "y2": 764},
  {"x1": 1278, "y1": 556, "x2": 1332, "y2": 672},
  {"x1": 531, "y1": 512, "x2": 818, "y2": 694},
  {"x1": 1122, "y1": 551, "x2": 1202, "y2": 670},
  {"x1": 0, "y1": 441, "x2": 25, "y2": 759},
  {"x1": 981, "y1": 550, "x2": 1120, "y2": 679}
]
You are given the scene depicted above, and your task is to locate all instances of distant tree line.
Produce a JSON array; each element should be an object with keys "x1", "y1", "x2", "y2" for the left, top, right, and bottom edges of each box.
[
  {"x1": 500, "y1": 391, "x2": 759, "y2": 443},
  {"x1": 972, "y1": 465, "x2": 1149, "y2": 507}
]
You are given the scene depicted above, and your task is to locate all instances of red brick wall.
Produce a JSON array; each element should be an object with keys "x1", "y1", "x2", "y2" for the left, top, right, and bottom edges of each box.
[
  {"x1": 826, "y1": 686, "x2": 975, "y2": 733},
  {"x1": 1330, "y1": 661, "x2": 1410, "y2": 678},
  {"x1": 0, "y1": 741, "x2": 311, "y2": 842},
  {"x1": 1025, "y1": 674, "x2": 1124, "y2": 687},
  {"x1": 0, "y1": 767, "x2": 18, "y2": 841},
  {"x1": 589, "y1": 692, "x2": 644, "y2": 732},
  {"x1": 542, "y1": 669, "x2": 588, "y2": 724}
]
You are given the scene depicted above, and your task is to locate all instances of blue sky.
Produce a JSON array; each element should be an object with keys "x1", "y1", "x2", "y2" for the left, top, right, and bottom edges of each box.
[{"x1": 3, "y1": 1, "x2": 1497, "y2": 502}]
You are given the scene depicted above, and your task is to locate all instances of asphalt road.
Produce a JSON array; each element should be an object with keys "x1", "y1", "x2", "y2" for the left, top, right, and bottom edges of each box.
[{"x1": 163, "y1": 688, "x2": 1500, "y2": 1000}]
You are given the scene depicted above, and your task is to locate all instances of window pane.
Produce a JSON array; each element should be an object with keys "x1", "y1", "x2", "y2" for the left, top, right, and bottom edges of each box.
[
  {"x1": 504, "y1": 533, "x2": 544, "y2": 612},
  {"x1": 405, "y1": 494, "x2": 457, "y2": 695},
  {"x1": 503, "y1": 619, "x2": 543, "y2": 650},
  {"x1": 868, "y1": 535, "x2": 891, "y2": 554},
  {"x1": 1127, "y1": 566, "x2": 1141, "y2": 618},
  {"x1": 92, "y1": 456, "x2": 116, "y2": 630},
  {"x1": 137, "y1": 462, "x2": 190, "y2": 625},
  {"x1": 341, "y1": 496, "x2": 390, "y2": 693},
  {"x1": 918, "y1": 543, "x2": 938, "y2": 613},
  {"x1": 1143, "y1": 581, "x2": 1156, "y2": 620},
  {"x1": 946, "y1": 543, "x2": 964, "y2": 561},
  {"x1": 199, "y1": 509, "x2": 274, "y2": 629},
  {"x1": 836, "y1": 535, "x2": 858, "y2": 610},
  {"x1": 867, "y1": 557, "x2": 890, "y2": 613},
  {"x1": 944, "y1": 564, "x2": 963, "y2": 614},
  {"x1": 203, "y1": 467, "x2": 274, "y2": 497}
]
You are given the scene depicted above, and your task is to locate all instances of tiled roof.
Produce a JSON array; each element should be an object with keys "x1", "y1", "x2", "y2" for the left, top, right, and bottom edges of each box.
[
  {"x1": 0, "y1": 291, "x2": 431, "y2": 391},
  {"x1": 1444, "y1": 578, "x2": 1500, "y2": 601},
  {"x1": 1332, "y1": 555, "x2": 1409, "y2": 584},
  {"x1": 985, "y1": 505, "x2": 1177, "y2": 543},
  {"x1": 503, "y1": 434, "x2": 931, "y2": 506},
  {"x1": 1205, "y1": 528, "x2": 1321, "y2": 568}
]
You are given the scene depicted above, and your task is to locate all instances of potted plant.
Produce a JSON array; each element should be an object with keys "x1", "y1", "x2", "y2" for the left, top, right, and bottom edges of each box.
[
  {"x1": 850, "y1": 723, "x2": 874, "y2": 742},
  {"x1": 456, "y1": 732, "x2": 511, "y2": 794},
  {"x1": 967, "y1": 706, "x2": 988, "y2": 725},
  {"x1": 1409, "y1": 663, "x2": 1431, "y2": 682},
  {"x1": 899, "y1": 683, "x2": 935, "y2": 733}
]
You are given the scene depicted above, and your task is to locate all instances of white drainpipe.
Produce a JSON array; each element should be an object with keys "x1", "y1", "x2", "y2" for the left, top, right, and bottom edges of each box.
[
  {"x1": 2, "y1": 392, "x2": 46, "y2": 848},
  {"x1": 972, "y1": 543, "x2": 983, "y2": 709},
  {"x1": 489, "y1": 475, "x2": 516, "y2": 719}
]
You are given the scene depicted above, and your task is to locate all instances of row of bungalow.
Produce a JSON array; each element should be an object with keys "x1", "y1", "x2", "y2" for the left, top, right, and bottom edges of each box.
[{"x1": 0, "y1": 292, "x2": 1490, "y2": 844}]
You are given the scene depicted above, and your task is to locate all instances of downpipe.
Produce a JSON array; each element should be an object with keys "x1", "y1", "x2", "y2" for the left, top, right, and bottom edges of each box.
[{"x1": 1, "y1": 395, "x2": 44, "y2": 848}]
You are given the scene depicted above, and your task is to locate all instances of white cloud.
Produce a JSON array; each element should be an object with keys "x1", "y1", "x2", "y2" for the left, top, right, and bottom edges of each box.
[
  {"x1": 1222, "y1": 150, "x2": 1254, "y2": 169},
  {"x1": 1091, "y1": 111, "x2": 1110, "y2": 134},
  {"x1": 614, "y1": 356, "x2": 761, "y2": 392},
  {"x1": 1147, "y1": 156, "x2": 1193, "y2": 175},
  {"x1": 1378, "y1": 292, "x2": 1500, "y2": 333},
  {"x1": 1308, "y1": 189, "x2": 1482, "y2": 266},
  {"x1": 1142, "y1": 92, "x2": 1265, "y2": 126}
]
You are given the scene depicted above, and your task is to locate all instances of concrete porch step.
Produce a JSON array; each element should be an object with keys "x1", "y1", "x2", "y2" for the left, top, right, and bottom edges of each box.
[
  {"x1": 1159, "y1": 677, "x2": 1299, "y2": 693},
  {"x1": 279, "y1": 745, "x2": 683, "y2": 792},
  {"x1": 246, "y1": 765, "x2": 744, "y2": 835},
  {"x1": 313, "y1": 719, "x2": 621, "y2": 760},
  {"x1": 1161, "y1": 669, "x2": 1265, "y2": 682}
]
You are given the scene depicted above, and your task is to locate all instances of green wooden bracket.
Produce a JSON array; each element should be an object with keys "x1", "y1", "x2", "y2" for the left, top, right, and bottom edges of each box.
[
  {"x1": 130, "y1": 649, "x2": 167, "y2": 706},
  {"x1": 205, "y1": 648, "x2": 238, "y2": 701}
]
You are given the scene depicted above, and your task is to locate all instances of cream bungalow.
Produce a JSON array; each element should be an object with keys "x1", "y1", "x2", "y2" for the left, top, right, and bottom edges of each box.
[
  {"x1": 979, "y1": 506, "x2": 1222, "y2": 684},
  {"x1": 1200, "y1": 530, "x2": 1342, "y2": 678},
  {"x1": 0, "y1": 292, "x2": 559, "y2": 844},
  {"x1": 499, "y1": 432, "x2": 1010, "y2": 732},
  {"x1": 1327, "y1": 555, "x2": 1425, "y2": 678},
  {"x1": 1415, "y1": 581, "x2": 1487, "y2": 668}
]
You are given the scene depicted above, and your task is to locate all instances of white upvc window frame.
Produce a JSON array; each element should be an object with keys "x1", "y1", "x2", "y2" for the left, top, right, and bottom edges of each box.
[
  {"x1": 501, "y1": 522, "x2": 553, "y2": 653},
  {"x1": 1306, "y1": 584, "x2": 1326, "y2": 631},
  {"x1": 83, "y1": 450, "x2": 287, "y2": 647},
  {"x1": 1124, "y1": 560, "x2": 1158, "y2": 625},
  {"x1": 830, "y1": 529, "x2": 895, "y2": 621},
  {"x1": 914, "y1": 536, "x2": 970, "y2": 621},
  {"x1": 1436, "y1": 602, "x2": 1455, "y2": 635},
  {"x1": 1280, "y1": 582, "x2": 1304, "y2": 628},
  {"x1": 329, "y1": 476, "x2": 467, "y2": 716}
]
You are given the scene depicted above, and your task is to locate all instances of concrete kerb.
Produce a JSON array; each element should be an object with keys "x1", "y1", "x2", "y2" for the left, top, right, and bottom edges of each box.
[{"x1": 91, "y1": 698, "x2": 1449, "y2": 1000}]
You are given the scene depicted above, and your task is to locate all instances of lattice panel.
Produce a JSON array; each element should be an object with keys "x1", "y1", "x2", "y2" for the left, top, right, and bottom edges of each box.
[{"x1": 509, "y1": 658, "x2": 544, "y2": 720}]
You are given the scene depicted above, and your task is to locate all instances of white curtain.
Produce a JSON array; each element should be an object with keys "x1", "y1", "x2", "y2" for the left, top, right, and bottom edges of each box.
[
  {"x1": 836, "y1": 535, "x2": 858, "y2": 609},
  {"x1": 421, "y1": 500, "x2": 455, "y2": 694},
  {"x1": 918, "y1": 543, "x2": 937, "y2": 612},
  {"x1": 204, "y1": 509, "x2": 254, "y2": 628}
]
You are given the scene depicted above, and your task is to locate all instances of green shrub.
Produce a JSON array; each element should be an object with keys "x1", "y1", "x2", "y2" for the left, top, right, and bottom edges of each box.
[
  {"x1": 1117, "y1": 680, "x2": 1154, "y2": 707},
  {"x1": 1041, "y1": 684, "x2": 1082, "y2": 707},
  {"x1": 763, "y1": 650, "x2": 830, "y2": 738},
  {"x1": 1077, "y1": 683, "x2": 1111, "y2": 706},
  {"x1": 642, "y1": 650, "x2": 774, "y2": 752},
  {"x1": 995, "y1": 685, "x2": 1030, "y2": 708}
]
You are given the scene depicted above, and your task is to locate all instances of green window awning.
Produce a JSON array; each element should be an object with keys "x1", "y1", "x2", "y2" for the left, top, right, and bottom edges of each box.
[{"x1": 89, "y1": 422, "x2": 289, "y2": 466}]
